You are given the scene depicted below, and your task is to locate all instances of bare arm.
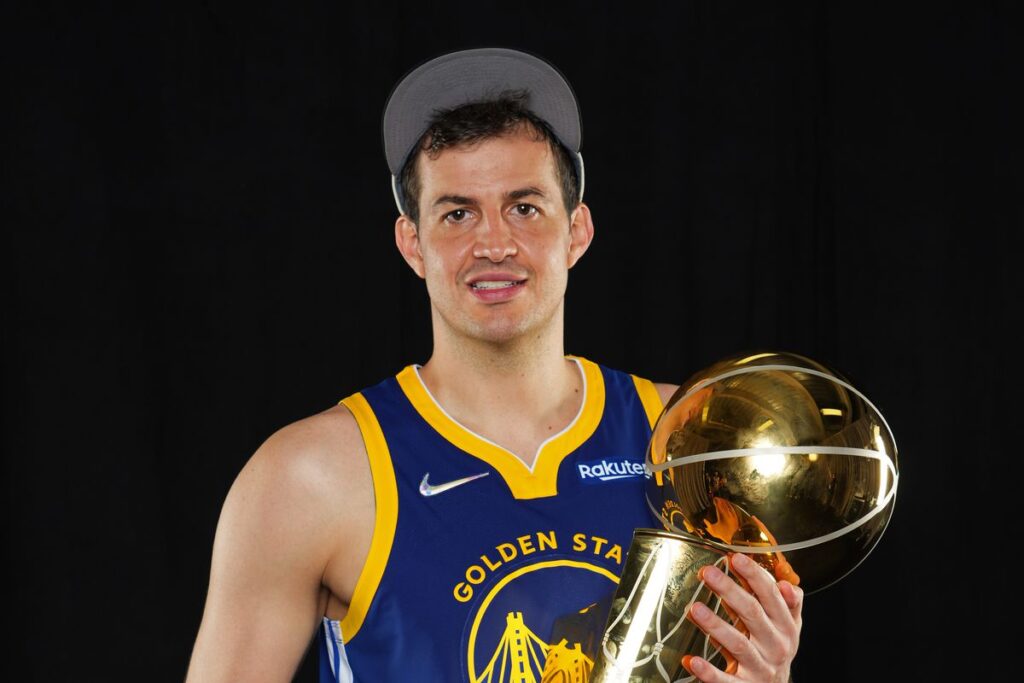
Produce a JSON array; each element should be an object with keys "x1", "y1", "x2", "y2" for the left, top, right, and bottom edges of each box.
[{"x1": 186, "y1": 407, "x2": 372, "y2": 682}]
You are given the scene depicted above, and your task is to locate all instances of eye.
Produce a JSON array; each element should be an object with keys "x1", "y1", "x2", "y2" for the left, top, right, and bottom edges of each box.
[
  {"x1": 512, "y1": 203, "x2": 538, "y2": 217},
  {"x1": 443, "y1": 208, "x2": 471, "y2": 223}
]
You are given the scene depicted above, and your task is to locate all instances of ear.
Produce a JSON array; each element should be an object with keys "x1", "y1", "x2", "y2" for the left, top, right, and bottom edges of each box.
[
  {"x1": 395, "y1": 215, "x2": 425, "y2": 279},
  {"x1": 566, "y1": 202, "x2": 595, "y2": 269}
]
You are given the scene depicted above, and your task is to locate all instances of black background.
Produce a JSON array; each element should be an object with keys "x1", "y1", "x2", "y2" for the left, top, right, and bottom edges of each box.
[{"x1": 3, "y1": 1, "x2": 1019, "y2": 680}]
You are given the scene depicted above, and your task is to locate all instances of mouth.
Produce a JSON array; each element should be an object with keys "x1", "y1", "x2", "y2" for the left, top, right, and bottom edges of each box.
[
  {"x1": 469, "y1": 279, "x2": 527, "y2": 290},
  {"x1": 466, "y1": 277, "x2": 528, "y2": 302}
]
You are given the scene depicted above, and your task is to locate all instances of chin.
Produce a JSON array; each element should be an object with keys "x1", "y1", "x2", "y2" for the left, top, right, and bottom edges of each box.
[
  {"x1": 439, "y1": 304, "x2": 557, "y2": 347},
  {"x1": 458, "y1": 313, "x2": 542, "y2": 346},
  {"x1": 468, "y1": 323, "x2": 529, "y2": 345}
]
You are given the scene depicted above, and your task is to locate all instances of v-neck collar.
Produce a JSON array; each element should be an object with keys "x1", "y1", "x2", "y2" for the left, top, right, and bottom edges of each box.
[{"x1": 395, "y1": 356, "x2": 606, "y2": 499}]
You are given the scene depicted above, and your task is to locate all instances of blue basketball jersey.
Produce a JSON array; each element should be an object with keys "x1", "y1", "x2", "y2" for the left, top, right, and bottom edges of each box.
[{"x1": 318, "y1": 357, "x2": 664, "y2": 683}]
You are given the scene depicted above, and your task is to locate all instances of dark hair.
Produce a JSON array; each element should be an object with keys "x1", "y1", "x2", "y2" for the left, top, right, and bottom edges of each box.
[{"x1": 398, "y1": 90, "x2": 579, "y2": 224}]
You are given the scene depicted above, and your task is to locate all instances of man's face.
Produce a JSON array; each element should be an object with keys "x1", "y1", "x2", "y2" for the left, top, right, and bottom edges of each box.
[{"x1": 396, "y1": 128, "x2": 593, "y2": 347}]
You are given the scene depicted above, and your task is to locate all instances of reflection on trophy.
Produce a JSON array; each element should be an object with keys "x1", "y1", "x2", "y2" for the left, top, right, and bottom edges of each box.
[{"x1": 590, "y1": 351, "x2": 899, "y2": 682}]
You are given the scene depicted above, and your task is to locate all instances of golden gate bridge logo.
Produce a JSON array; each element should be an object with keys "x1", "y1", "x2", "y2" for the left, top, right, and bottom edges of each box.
[{"x1": 474, "y1": 611, "x2": 593, "y2": 683}]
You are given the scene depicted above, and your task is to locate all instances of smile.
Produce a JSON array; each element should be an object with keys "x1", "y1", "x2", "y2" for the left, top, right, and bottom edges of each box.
[
  {"x1": 470, "y1": 280, "x2": 526, "y2": 290},
  {"x1": 468, "y1": 279, "x2": 526, "y2": 302}
]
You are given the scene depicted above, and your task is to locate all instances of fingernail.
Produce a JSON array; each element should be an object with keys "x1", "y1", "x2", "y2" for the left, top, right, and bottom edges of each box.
[
  {"x1": 732, "y1": 552, "x2": 751, "y2": 568},
  {"x1": 691, "y1": 602, "x2": 711, "y2": 619},
  {"x1": 701, "y1": 565, "x2": 723, "y2": 583}
]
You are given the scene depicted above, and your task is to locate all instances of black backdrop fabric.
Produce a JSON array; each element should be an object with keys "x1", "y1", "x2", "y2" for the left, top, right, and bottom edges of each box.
[{"x1": 3, "y1": 1, "x2": 1019, "y2": 680}]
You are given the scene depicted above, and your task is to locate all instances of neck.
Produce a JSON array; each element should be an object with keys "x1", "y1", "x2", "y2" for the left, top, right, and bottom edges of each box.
[{"x1": 417, "y1": 311, "x2": 583, "y2": 466}]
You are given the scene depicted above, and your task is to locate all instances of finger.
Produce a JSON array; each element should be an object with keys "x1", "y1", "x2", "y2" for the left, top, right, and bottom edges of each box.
[
  {"x1": 703, "y1": 594, "x2": 748, "y2": 653},
  {"x1": 681, "y1": 653, "x2": 740, "y2": 683},
  {"x1": 713, "y1": 592, "x2": 743, "y2": 627},
  {"x1": 688, "y1": 600, "x2": 770, "y2": 678},
  {"x1": 699, "y1": 561, "x2": 786, "y2": 655},
  {"x1": 728, "y1": 553, "x2": 799, "y2": 639},
  {"x1": 778, "y1": 580, "x2": 804, "y2": 627}
]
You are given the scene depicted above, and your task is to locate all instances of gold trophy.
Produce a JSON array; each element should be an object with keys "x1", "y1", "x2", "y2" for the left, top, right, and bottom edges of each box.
[{"x1": 590, "y1": 351, "x2": 899, "y2": 682}]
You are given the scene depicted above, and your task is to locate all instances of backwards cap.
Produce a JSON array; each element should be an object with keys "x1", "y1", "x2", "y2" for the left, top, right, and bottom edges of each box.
[{"x1": 382, "y1": 47, "x2": 585, "y2": 215}]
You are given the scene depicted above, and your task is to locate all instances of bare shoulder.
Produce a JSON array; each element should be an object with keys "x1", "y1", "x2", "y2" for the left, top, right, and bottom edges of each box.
[
  {"x1": 217, "y1": 402, "x2": 373, "y2": 575},
  {"x1": 241, "y1": 403, "x2": 369, "y2": 497},
  {"x1": 653, "y1": 382, "x2": 679, "y2": 407},
  {"x1": 187, "y1": 404, "x2": 373, "y2": 681},
  {"x1": 225, "y1": 404, "x2": 371, "y2": 529}
]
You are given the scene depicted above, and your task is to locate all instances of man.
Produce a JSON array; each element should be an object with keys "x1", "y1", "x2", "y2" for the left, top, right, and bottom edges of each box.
[{"x1": 187, "y1": 48, "x2": 802, "y2": 683}]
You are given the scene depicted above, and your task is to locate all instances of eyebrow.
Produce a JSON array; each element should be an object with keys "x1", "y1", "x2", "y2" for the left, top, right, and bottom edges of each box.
[
  {"x1": 432, "y1": 194, "x2": 474, "y2": 208},
  {"x1": 507, "y1": 186, "x2": 546, "y2": 201},
  {"x1": 431, "y1": 187, "x2": 547, "y2": 209}
]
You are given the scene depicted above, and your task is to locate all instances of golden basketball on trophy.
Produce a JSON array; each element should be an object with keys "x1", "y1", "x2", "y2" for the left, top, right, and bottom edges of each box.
[{"x1": 590, "y1": 351, "x2": 899, "y2": 682}]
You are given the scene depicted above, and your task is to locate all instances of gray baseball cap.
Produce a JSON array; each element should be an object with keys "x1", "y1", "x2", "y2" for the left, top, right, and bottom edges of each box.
[{"x1": 382, "y1": 47, "x2": 585, "y2": 215}]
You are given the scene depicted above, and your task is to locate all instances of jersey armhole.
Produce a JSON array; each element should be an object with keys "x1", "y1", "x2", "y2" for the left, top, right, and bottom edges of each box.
[
  {"x1": 337, "y1": 393, "x2": 399, "y2": 643},
  {"x1": 630, "y1": 375, "x2": 664, "y2": 430}
]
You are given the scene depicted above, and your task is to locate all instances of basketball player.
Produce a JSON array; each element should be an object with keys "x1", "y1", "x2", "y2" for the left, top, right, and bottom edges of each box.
[{"x1": 187, "y1": 48, "x2": 802, "y2": 683}]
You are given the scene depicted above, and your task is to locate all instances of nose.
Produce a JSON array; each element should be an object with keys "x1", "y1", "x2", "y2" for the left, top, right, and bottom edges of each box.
[{"x1": 472, "y1": 211, "x2": 518, "y2": 262}]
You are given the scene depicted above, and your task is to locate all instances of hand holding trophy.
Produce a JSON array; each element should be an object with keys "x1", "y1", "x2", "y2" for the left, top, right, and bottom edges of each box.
[{"x1": 590, "y1": 351, "x2": 899, "y2": 682}]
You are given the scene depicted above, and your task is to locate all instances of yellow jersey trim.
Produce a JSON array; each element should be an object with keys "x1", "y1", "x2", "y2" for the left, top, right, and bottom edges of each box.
[
  {"x1": 395, "y1": 357, "x2": 606, "y2": 500},
  {"x1": 466, "y1": 559, "x2": 619, "y2": 681},
  {"x1": 338, "y1": 393, "x2": 398, "y2": 643},
  {"x1": 631, "y1": 375, "x2": 664, "y2": 430}
]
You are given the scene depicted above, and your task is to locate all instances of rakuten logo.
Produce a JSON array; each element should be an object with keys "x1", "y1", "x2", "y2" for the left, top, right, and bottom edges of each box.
[{"x1": 577, "y1": 459, "x2": 647, "y2": 483}]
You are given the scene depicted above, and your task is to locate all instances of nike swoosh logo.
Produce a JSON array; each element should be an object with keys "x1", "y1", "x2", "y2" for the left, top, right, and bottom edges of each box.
[{"x1": 419, "y1": 471, "x2": 490, "y2": 497}]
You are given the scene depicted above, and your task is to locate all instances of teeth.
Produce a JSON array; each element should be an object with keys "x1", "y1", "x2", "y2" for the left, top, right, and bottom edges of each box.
[{"x1": 472, "y1": 281, "x2": 519, "y2": 290}]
